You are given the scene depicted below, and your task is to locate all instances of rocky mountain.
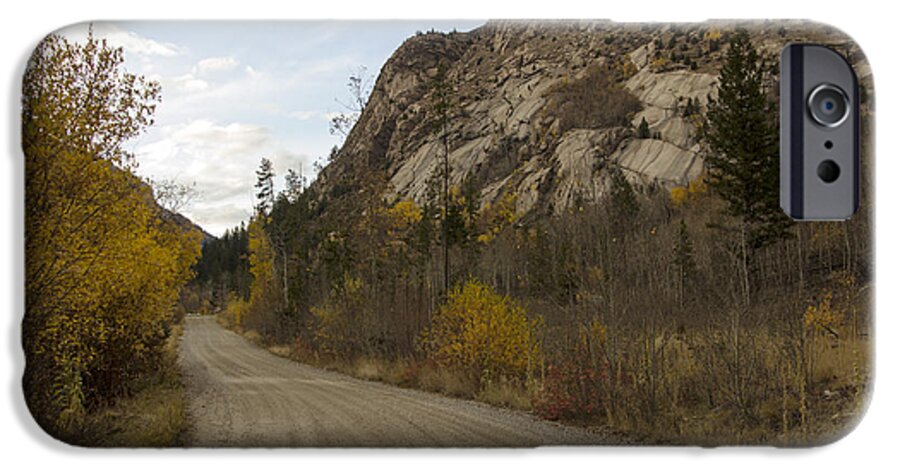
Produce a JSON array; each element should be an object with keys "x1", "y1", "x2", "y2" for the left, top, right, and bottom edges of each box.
[{"x1": 314, "y1": 20, "x2": 869, "y2": 217}]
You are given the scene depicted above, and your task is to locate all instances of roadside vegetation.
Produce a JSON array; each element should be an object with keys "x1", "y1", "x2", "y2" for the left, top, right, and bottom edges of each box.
[
  {"x1": 199, "y1": 29, "x2": 871, "y2": 445},
  {"x1": 77, "y1": 325, "x2": 187, "y2": 447},
  {"x1": 23, "y1": 31, "x2": 200, "y2": 445}
]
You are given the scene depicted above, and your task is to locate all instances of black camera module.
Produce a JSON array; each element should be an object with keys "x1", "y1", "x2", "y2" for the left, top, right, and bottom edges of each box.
[
  {"x1": 808, "y1": 84, "x2": 849, "y2": 128},
  {"x1": 781, "y1": 44, "x2": 858, "y2": 220}
]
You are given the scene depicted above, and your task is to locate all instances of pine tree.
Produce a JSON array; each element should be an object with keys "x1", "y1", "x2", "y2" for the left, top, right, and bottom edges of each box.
[
  {"x1": 637, "y1": 116, "x2": 651, "y2": 138},
  {"x1": 683, "y1": 97, "x2": 698, "y2": 117},
  {"x1": 704, "y1": 29, "x2": 792, "y2": 305},
  {"x1": 429, "y1": 62, "x2": 454, "y2": 295},
  {"x1": 608, "y1": 166, "x2": 639, "y2": 224},
  {"x1": 254, "y1": 158, "x2": 276, "y2": 216},
  {"x1": 284, "y1": 168, "x2": 305, "y2": 203},
  {"x1": 705, "y1": 29, "x2": 790, "y2": 251}
]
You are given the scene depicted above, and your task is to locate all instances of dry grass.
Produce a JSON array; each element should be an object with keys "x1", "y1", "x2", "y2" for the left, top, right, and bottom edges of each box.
[
  {"x1": 242, "y1": 329, "x2": 262, "y2": 344},
  {"x1": 267, "y1": 344, "x2": 293, "y2": 358},
  {"x1": 544, "y1": 64, "x2": 642, "y2": 134},
  {"x1": 476, "y1": 379, "x2": 533, "y2": 411},
  {"x1": 534, "y1": 319, "x2": 870, "y2": 445},
  {"x1": 76, "y1": 324, "x2": 187, "y2": 447},
  {"x1": 415, "y1": 363, "x2": 479, "y2": 398},
  {"x1": 351, "y1": 357, "x2": 384, "y2": 380},
  {"x1": 80, "y1": 380, "x2": 186, "y2": 447}
]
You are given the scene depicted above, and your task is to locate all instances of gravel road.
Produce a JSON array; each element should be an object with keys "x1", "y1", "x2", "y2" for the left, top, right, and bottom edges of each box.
[{"x1": 179, "y1": 316, "x2": 615, "y2": 447}]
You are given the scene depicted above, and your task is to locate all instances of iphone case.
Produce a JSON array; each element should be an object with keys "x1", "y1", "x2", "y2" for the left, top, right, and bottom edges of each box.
[{"x1": 22, "y1": 19, "x2": 873, "y2": 447}]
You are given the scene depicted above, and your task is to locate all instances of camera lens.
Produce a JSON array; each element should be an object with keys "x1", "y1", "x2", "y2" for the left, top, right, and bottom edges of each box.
[{"x1": 808, "y1": 84, "x2": 849, "y2": 128}]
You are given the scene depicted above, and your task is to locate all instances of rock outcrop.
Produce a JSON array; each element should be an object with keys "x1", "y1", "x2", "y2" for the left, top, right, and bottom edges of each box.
[{"x1": 313, "y1": 20, "x2": 865, "y2": 217}]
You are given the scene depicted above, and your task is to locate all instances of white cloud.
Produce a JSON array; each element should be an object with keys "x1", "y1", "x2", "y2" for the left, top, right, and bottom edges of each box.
[
  {"x1": 244, "y1": 65, "x2": 262, "y2": 78},
  {"x1": 134, "y1": 120, "x2": 312, "y2": 236},
  {"x1": 53, "y1": 24, "x2": 364, "y2": 235},
  {"x1": 195, "y1": 56, "x2": 239, "y2": 75},
  {"x1": 170, "y1": 120, "x2": 270, "y2": 159},
  {"x1": 171, "y1": 74, "x2": 209, "y2": 92},
  {"x1": 288, "y1": 110, "x2": 318, "y2": 120},
  {"x1": 60, "y1": 23, "x2": 183, "y2": 57},
  {"x1": 107, "y1": 30, "x2": 182, "y2": 57}
]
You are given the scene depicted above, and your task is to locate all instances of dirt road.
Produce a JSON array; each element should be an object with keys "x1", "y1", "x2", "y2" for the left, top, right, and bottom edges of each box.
[{"x1": 179, "y1": 316, "x2": 613, "y2": 447}]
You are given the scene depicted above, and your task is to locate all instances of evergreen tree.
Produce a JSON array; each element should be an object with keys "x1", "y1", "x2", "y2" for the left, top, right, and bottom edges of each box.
[
  {"x1": 429, "y1": 62, "x2": 454, "y2": 294},
  {"x1": 637, "y1": 116, "x2": 651, "y2": 138},
  {"x1": 254, "y1": 158, "x2": 276, "y2": 216},
  {"x1": 672, "y1": 219, "x2": 696, "y2": 309},
  {"x1": 284, "y1": 168, "x2": 305, "y2": 203},
  {"x1": 682, "y1": 97, "x2": 698, "y2": 117},
  {"x1": 704, "y1": 29, "x2": 790, "y2": 250},
  {"x1": 608, "y1": 166, "x2": 639, "y2": 224}
]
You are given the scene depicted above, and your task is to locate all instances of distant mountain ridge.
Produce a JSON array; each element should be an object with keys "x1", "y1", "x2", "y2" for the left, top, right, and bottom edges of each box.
[{"x1": 158, "y1": 206, "x2": 216, "y2": 244}]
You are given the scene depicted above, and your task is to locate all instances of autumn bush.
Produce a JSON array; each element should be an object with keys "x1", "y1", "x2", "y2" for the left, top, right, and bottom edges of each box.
[
  {"x1": 220, "y1": 295, "x2": 251, "y2": 330},
  {"x1": 311, "y1": 275, "x2": 376, "y2": 358},
  {"x1": 420, "y1": 280, "x2": 543, "y2": 384},
  {"x1": 534, "y1": 319, "x2": 611, "y2": 421}
]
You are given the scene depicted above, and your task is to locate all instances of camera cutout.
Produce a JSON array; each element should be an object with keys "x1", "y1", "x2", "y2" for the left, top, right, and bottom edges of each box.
[{"x1": 817, "y1": 160, "x2": 840, "y2": 183}]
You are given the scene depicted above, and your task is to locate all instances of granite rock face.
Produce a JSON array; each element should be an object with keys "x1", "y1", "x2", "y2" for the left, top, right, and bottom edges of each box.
[{"x1": 313, "y1": 21, "x2": 861, "y2": 216}]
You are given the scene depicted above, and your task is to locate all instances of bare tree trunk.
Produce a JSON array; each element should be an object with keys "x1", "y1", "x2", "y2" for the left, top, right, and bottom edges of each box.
[
  {"x1": 740, "y1": 223, "x2": 751, "y2": 307},
  {"x1": 442, "y1": 129, "x2": 450, "y2": 296},
  {"x1": 281, "y1": 248, "x2": 289, "y2": 307}
]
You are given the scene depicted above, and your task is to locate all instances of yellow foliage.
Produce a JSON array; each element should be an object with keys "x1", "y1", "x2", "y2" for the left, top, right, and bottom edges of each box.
[
  {"x1": 311, "y1": 275, "x2": 372, "y2": 358},
  {"x1": 223, "y1": 296, "x2": 251, "y2": 329},
  {"x1": 420, "y1": 280, "x2": 542, "y2": 380},
  {"x1": 670, "y1": 186, "x2": 689, "y2": 206},
  {"x1": 688, "y1": 174, "x2": 708, "y2": 196},
  {"x1": 621, "y1": 59, "x2": 638, "y2": 79},
  {"x1": 579, "y1": 318, "x2": 607, "y2": 350},
  {"x1": 651, "y1": 57, "x2": 669, "y2": 69},
  {"x1": 477, "y1": 193, "x2": 519, "y2": 245},
  {"x1": 248, "y1": 216, "x2": 276, "y2": 308},
  {"x1": 671, "y1": 175, "x2": 708, "y2": 207},
  {"x1": 388, "y1": 199, "x2": 423, "y2": 228},
  {"x1": 804, "y1": 291, "x2": 842, "y2": 336},
  {"x1": 476, "y1": 233, "x2": 494, "y2": 244},
  {"x1": 23, "y1": 32, "x2": 201, "y2": 435},
  {"x1": 705, "y1": 29, "x2": 722, "y2": 41}
]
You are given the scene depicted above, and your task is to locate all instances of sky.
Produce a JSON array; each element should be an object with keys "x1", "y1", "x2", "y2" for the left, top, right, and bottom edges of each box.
[{"x1": 58, "y1": 20, "x2": 484, "y2": 237}]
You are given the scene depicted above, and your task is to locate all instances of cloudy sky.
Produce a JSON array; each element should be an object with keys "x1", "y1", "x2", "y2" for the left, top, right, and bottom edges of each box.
[{"x1": 58, "y1": 21, "x2": 483, "y2": 236}]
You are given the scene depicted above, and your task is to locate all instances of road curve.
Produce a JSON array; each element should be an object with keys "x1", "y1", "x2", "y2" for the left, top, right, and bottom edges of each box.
[{"x1": 179, "y1": 316, "x2": 613, "y2": 447}]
